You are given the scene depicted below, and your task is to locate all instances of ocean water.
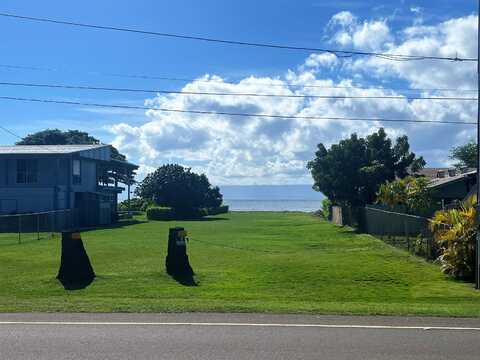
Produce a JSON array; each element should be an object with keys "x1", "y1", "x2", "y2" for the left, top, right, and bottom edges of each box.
[
  {"x1": 224, "y1": 199, "x2": 322, "y2": 212},
  {"x1": 219, "y1": 185, "x2": 324, "y2": 212}
]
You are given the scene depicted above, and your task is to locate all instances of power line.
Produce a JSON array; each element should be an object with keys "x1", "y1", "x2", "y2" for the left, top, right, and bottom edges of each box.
[
  {"x1": 0, "y1": 95, "x2": 475, "y2": 125},
  {"x1": 0, "y1": 63, "x2": 477, "y2": 93},
  {"x1": 0, "y1": 80, "x2": 477, "y2": 101},
  {"x1": 0, "y1": 12, "x2": 476, "y2": 62},
  {"x1": 0, "y1": 124, "x2": 21, "y2": 139}
]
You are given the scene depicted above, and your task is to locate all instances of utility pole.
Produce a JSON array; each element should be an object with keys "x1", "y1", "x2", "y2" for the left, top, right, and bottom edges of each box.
[{"x1": 476, "y1": 0, "x2": 480, "y2": 290}]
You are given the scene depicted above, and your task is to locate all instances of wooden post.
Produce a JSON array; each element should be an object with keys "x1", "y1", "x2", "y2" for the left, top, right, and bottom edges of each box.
[
  {"x1": 18, "y1": 215, "x2": 21, "y2": 244},
  {"x1": 37, "y1": 214, "x2": 40, "y2": 241},
  {"x1": 127, "y1": 182, "x2": 131, "y2": 215},
  {"x1": 404, "y1": 219, "x2": 409, "y2": 251}
]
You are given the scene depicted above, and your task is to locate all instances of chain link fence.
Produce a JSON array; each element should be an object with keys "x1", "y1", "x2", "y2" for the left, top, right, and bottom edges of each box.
[{"x1": 0, "y1": 209, "x2": 78, "y2": 245}]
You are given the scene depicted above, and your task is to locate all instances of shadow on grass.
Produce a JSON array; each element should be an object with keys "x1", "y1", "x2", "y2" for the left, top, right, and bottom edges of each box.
[
  {"x1": 58, "y1": 277, "x2": 94, "y2": 290},
  {"x1": 170, "y1": 273, "x2": 198, "y2": 286}
]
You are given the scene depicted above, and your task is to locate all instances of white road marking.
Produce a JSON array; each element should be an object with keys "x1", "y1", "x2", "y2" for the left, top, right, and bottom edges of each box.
[{"x1": 0, "y1": 321, "x2": 479, "y2": 331}]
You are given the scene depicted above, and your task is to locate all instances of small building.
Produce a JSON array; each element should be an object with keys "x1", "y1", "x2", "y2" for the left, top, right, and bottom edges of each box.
[
  {"x1": 420, "y1": 167, "x2": 477, "y2": 209},
  {"x1": 0, "y1": 144, "x2": 137, "y2": 227}
]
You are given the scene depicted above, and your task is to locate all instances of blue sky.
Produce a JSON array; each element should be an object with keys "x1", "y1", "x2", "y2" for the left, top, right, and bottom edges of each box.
[{"x1": 0, "y1": 0, "x2": 477, "y2": 185}]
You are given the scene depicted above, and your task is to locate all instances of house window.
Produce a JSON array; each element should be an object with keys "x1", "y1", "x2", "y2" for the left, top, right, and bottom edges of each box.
[
  {"x1": 16, "y1": 159, "x2": 38, "y2": 184},
  {"x1": 72, "y1": 159, "x2": 82, "y2": 185}
]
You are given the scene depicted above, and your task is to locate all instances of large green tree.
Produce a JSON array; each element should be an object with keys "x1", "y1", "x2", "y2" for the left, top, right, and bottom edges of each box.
[
  {"x1": 449, "y1": 140, "x2": 476, "y2": 169},
  {"x1": 135, "y1": 164, "x2": 223, "y2": 212},
  {"x1": 307, "y1": 128, "x2": 425, "y2": 207}
]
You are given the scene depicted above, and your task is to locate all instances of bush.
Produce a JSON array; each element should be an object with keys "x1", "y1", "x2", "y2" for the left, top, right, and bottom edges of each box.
[
  {"x1": 321, "y1": 198, "x2": 332, "y2": 220},
  {"x1": 146, "y1": 205, "x2": 229, "y2": 221},
  {"x1": 204, "y1": 205, "x2": 229, "y2": 216},
  {"x1": 429, "y1": 195, "x2": 476, "y2": 280},
  {"x1": 118, "y1": 198, "x2": 154, "y2": 212},
  {"x1": 118, "y1": 198, "x2": 144, "y2": 211},
  {"x1": 146, "y1": 207, "x2": 174, "y2": 221},
  {"x1": 376, "y1": 176, "x2": 433, "y2": 215},
  {"x1": 140, "y1": 200, "x2": 155, "y2": 212}
]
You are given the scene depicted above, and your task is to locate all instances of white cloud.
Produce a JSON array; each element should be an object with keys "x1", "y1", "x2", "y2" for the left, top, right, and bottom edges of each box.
[
  {"x1": 352, "y1": 21, "x2": 391, "y2": 50},
  {"x1": 328, "y1": 11, "x2": 392, "y2": 50},
  {"x1": 303, "y1": 53, "x2": 339, "y2": 69},
  {"x1": 355, "y1": 14, "x2": 477, "y2": 90},
  {"x1": 330, "y1": 11, "x2": 357, "y2": 27},
  {"x1": 110, "y1": 13, "x2": 477, "y2": 185}
]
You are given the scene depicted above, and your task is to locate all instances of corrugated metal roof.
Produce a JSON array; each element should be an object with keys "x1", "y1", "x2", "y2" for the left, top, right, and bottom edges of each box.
[{"x1": 0, "y1": 144, "x2": 108, "y2": 154}]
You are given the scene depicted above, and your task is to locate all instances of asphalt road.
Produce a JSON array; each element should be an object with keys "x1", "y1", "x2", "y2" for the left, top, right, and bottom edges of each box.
[{"x1": 1, "y1": 313, "x2": 479, "y2": 360}]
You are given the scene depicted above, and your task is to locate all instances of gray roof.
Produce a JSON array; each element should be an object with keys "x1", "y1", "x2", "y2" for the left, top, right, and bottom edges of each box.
[
  {"x1": 414, "y1": 167, "x2": 475, "y2": 179},
  {"x1": 427, "y1": 170, "x2": 477, "y2": 189},
  {"x1": 0, "y1": 144, "x2": 108, "y2": 155}
]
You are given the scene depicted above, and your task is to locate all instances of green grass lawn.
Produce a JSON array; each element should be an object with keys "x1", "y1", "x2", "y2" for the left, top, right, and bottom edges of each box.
[{"x1": 1, "y1": 212, "x2": 479, "y2": 316}]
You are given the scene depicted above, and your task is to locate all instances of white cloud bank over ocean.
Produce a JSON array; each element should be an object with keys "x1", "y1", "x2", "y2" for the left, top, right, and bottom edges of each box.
[{"x1": 110, "y1": 11, "x2": 477, "y2": 185}]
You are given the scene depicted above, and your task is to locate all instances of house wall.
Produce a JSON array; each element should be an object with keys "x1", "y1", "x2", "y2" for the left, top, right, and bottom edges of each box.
[
  {"x1": 433, "y1": 179, "x2": 474, "y2": 201},
  {"x1": 0, "y1": 155, "x2": 99, "y2": 215},
  {"x1": 0, "y1": 156, "x2": 61, "y2": 213},
  {"x1": 71, "y1": 158, "x2": 97, "y2": 193},
  {"x1": 0, "y1": 149, "x2": 130, "y2": 226},
  {"x1": 0, "y1": 156, "x2": 68, "y2": 187},
  {"x1": 0, "y1": 159, "x2": 7, "y2": 186},
  {"x1": 0, "y1": 187, "x2": 55, "y2": 213}
]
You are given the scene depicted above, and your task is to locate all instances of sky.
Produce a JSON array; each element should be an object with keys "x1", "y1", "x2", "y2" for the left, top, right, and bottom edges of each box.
[{"x1": 0, "y1": 0, "x2": 477, "y2": 185}]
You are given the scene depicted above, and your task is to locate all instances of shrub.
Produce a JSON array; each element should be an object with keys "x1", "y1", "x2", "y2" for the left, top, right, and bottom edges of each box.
[
  {"x1": 205, "y1": 205, "x2": 229, "y2": 216},
  {"x1": 118, "y1": 198, "x2": 145, "y2": 212},
  {"x1": 140, "y1": 200, "x2": 155, "y2": 212},
  {"x1": 321, "y1": 198, "x2": 332, "y2": 220},
  {"x1": 146, "y1": 207, "x2": 174, "y2": 221},
  {"x1": 429, "y1": 195, "x2": 476, "y2": 280},
  {"x1": 376, "y1": 176, "x2": 432, "y2": 215},
  {"x1": 146, "y1": 205, "x2": 228, "y2": 220}
]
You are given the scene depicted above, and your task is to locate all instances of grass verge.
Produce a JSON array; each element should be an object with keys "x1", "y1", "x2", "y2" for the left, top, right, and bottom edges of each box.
[{"x1": 1, "y1": 212, "x2": 479, "y2": 316}]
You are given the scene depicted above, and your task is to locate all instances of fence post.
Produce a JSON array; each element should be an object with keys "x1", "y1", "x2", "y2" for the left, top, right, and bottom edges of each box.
[
  {"x1": 37, "y1": 214, "x2": 40, "y2": 241},
  {"x1": 405, "y1": 218, "x2": 410, "y2": 252},
  {"x1": 18, "y1": 215, "x2": 21, "y2": 244},
  {"x1": 381, "y1": 218, "x2": 384, "y2": 240},
  {"x1": 427, "y1": 235, "x2": 431, "y2": 260}
]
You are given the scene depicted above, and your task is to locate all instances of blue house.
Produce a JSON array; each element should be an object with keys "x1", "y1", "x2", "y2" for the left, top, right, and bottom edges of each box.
[{"x1": 0, "y1": 144, "x2": 138, "y2": 226}]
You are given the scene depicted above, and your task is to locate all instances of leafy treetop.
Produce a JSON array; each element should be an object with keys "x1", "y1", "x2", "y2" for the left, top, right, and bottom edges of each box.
[
  {"x1": 449, "y1": 141, "x2": 476, "y2": 169},
  {"x1": 135, "y1": 164, "x2": 223, "y2": 212},
  {"x1": 307, "y1": 128, "x2": 425, "y2": 207}
]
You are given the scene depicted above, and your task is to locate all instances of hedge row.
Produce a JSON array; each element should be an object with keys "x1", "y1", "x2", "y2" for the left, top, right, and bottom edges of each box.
[
  {"x1": 146, "y1": 207, "x2": 174, "y2": 220},
  {"x1": 146, "y1": 205, "x2": 229, "y2": 221},
  {"x1": 204, "y1": 205, "x2": 229, "y2": 216}
]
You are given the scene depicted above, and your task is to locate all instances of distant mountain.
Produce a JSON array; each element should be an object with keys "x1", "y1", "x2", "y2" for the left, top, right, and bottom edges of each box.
[{"x1": 219, "y1": 184, "x2": 324, "y2": 201}]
